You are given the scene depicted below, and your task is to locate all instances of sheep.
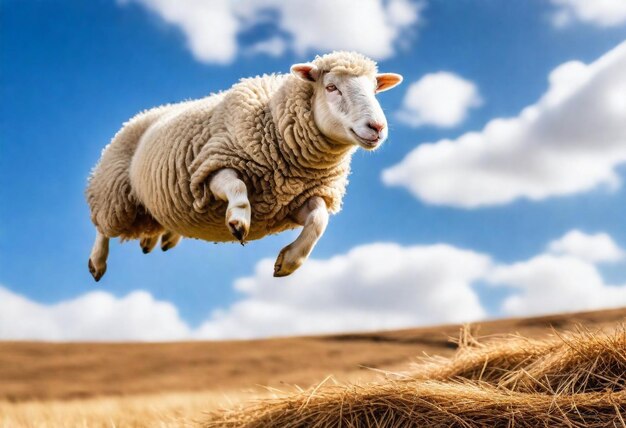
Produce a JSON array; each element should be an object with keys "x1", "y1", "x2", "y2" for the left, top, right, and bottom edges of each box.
[{"x1": 86, "y1": 51, "x2": 403, "y2": 281}]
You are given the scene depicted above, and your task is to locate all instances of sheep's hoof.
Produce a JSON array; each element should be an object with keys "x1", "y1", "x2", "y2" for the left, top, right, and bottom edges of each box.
[
  {"x1": 226, "y1": 202, "x2": 250, "y2": 244},
  {"x1": 140, "y1": 236, "x2": 158, "y2": 254},
  {"x1": 161, "y1": 232, "x2": 181, "y2": 252},
  {"x1": 273, "y1": 245, "x2": 303, "y2": 277},
  {"x1": 88, "y1": 259, "x2": 106, "y2": 282},
  {"x1": 228, "y1": 219, "x2": 248, "y2": 244}
]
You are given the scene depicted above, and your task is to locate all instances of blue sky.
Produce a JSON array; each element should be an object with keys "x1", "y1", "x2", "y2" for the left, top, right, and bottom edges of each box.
[{"x1": 1, "y1": 0, "x2": 626, "y2": 340}]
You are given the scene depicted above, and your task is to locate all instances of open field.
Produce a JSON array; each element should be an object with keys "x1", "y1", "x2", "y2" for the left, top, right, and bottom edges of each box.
[
  {"x1": 1, "y1": 307, "x2": 625, "y2": 426},
  {"x1": 0, "y1": 391, "x2": 256, "y2": 428}
]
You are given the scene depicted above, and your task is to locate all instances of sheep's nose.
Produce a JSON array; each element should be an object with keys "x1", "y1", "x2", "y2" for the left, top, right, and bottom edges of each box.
[{"x1": 367, "y1": 121, "x2": 385, "y2": 135}]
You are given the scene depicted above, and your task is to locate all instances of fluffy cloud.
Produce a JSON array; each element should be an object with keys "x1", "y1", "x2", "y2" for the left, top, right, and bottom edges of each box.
[
  {"x1": 382, "y1": 41, "x2": 626, "y2": 208},
  {"x1": 0, "y1": 243, "x2": 489, "y2": 341},
  {"x1": 551, "y1": 0, "x2": 626, "y2": 28},
  {"x1": 120, "y1": 0, "x2": 423, "y2": 64},
  {"x1": 489, "y1": 255, "x2": 626, "y2": 317},
  {"x1": 199, "y1": 231, "x2": 626, "y2": 338},
  {"x1": 246, "y1": 37, "x2": 287, "y2": 58},
  {"x1": 0, "y1": 287, "x2": 190, "y2": 341},
  {"x1": 547, "y1": 229, "x2": 625, "y2": 263},
  {"x1": 487, "y1": 230, "x2": 626, "y2": 317},
  {"x1": 196, "y1": 243, "x2": 489, "y2": 339},
  {"x1": 120, "y1": 0, "x2": 239, "y2": 64},
  {"x1": 3, "y1": 232, "x2": 625, "y2": 341},
  {"x1": 397, "y1": 72, "x2": 482, "y2": 128}
]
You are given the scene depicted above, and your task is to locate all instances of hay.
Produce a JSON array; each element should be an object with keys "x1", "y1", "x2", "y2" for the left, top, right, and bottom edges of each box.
[{"x1": 205, "y1": 328, "x2": 626, "y2": 427}]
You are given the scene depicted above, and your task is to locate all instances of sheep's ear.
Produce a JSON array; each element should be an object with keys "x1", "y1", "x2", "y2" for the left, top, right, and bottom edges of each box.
[
  {"x1": 376, "y1": 73, "x2": 403, "y2": 93},
  {"x1": 291, "y1": 63, "x2": 320, "y2": 82}
]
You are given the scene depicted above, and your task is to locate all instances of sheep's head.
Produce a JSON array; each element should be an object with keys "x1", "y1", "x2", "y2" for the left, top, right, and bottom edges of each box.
[{"x1": 291, "y1": 52, "x2": 402, "y2": 150}]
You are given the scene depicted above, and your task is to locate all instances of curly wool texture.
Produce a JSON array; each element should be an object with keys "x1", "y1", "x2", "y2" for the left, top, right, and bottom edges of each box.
[
  {"x1": 86, "y1": 52, "x2": 378, "y2": 242},
  {"x1": 312, "y1": 51, "x2": 377, "y2": 76}
]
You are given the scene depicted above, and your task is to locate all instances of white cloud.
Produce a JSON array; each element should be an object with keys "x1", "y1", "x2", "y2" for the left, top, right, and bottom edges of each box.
[
  {"x1": 551, "y1": 0, "x2": 626, "y2": 28},
  {"x1": 397, "y1": 72, "x2": 482, "y2": 128},
  {"x1": 382, "y1": 41, "x2": 626, "y2": 208},
  {"x1": 193, "y1": 231, "x2": 626, "y2": 337},
  {"x1": 489, "y1": 254, "x2": 626, "y2": 317},
  {"x1": 120, "y1": 0, "x2": 239, "y2": 64},
  {"x1": 246, "y1": 37, "x2": 287, "y2": 58},
  {"x1": 0, "y1": 243, "x2": 489, "y2": 341},
  {"x1": 120, "y1": 0, "x2": 424, "y2": 64},
  {"x1": 488, "y1": 230, "x2": 626, "y2": 317},
  {"x1": 0, "y1": 287, "x2": 190, "y2": 341},
  {"x1": 2, "y1": 232, "x2": 626, "y2": 340},
  {"x1": 547, "y1": 229, "x2": 625, "y2": 263},
  {"x1": 195, "y1": 243, "x2": 489, "y2": 339},
  {"x1": 248, "y1": 0, "x2": 423, "y2": 60}
]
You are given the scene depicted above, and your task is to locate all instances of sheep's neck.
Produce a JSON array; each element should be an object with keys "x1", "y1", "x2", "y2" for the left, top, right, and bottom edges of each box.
[{"x1": 270, "y1": 78, "x2": 355, "y2": 172}]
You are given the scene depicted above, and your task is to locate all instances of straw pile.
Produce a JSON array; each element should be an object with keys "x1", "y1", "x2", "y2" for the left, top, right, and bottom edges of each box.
[{"x1": 205, "y1": 327, "x2": 626, "y2": 427}]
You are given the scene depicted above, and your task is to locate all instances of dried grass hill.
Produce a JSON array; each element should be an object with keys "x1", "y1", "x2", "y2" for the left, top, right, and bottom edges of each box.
[{"x1": 0, "y1": 307, "x2": 624, "y2": 427}]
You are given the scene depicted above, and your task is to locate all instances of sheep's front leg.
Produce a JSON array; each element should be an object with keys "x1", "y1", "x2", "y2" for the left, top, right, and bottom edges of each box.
[
  {"x1": 274, "y1": 196, "x2": 328, "y2": 277},
  {"x1": 209, "y1": 168, "x2": 251, "y2": 243}
]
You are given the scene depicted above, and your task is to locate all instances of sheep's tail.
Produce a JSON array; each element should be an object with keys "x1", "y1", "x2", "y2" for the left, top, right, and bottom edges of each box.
[{"x1": 86, "y1": 106, "x2": 168, "y2": 238}]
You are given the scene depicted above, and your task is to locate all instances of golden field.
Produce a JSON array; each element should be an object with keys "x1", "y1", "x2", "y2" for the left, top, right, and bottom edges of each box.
[{"x1": 1, "y1": 307, "x2": 625, "y2": 427}]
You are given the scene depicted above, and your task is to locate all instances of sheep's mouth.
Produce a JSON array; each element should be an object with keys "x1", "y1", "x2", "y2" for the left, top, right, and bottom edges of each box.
[{"x1": 350, "y1": 128, "x2": 380, "y2": 150}]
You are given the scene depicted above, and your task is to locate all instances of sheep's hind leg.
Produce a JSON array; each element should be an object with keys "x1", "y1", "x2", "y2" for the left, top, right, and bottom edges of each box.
[
  {"x1": 88, "y1": 231, "x2": 110, "y2": 282},
  {"x1": 274, "y1": 196, "x2": 328, "y2": 277},
  {"x1": 139, "y1": 235, "x2": 159, "y2": 254},
  {"x1": 161, "y1": 231, "x2": 182, "y2": 251},
  {"x1": 209, "y1": 168, "x2": 251, "y2": 243}
]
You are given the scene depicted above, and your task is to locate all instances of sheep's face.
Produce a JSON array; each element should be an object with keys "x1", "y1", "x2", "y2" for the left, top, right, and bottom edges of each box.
[{"x1": 291, "y1": 63, "x2": 403, "y2": 150}]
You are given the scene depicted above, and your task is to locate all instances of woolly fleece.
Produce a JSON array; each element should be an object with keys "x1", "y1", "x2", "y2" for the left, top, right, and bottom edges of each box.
[{"x1": 86, "y1": 52, "x2": 378, "y2": 242}]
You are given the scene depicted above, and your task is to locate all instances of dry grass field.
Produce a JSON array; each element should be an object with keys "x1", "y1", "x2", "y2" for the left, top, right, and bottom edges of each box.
[
  {"x1": 207, "y1": 327, "x2": 626, "y2": 427},
  {"x1": 1, "y1": 307, "x2": 625, "y2": 427},
  {"x1": 0, "y1": 391, "x2": 248, "y2": 427}
]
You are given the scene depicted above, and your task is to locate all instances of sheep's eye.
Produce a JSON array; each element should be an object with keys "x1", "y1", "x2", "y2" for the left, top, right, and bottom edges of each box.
[{"x1": 326, "y1": 84, "x2": 338, "y2": 93}]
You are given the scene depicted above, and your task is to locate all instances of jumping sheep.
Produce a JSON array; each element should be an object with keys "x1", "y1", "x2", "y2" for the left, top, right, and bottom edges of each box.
[{"x1": 86, "y1": 51, "x2": 403, "y2": 280}]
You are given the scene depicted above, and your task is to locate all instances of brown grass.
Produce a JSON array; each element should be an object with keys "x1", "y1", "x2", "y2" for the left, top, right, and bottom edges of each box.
[
  {"x1": 0, "y1": 390, "x2": 276, "y2": 428},
  {"x1": 205, "y1": 328, "x2": 626, "y2": 427},
  {"x1": 1, "y1": 307, "x2": 624, "y2": 402},
  {"x1": 1, "y1": 308, "x2": 625, "y2": 427}
]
